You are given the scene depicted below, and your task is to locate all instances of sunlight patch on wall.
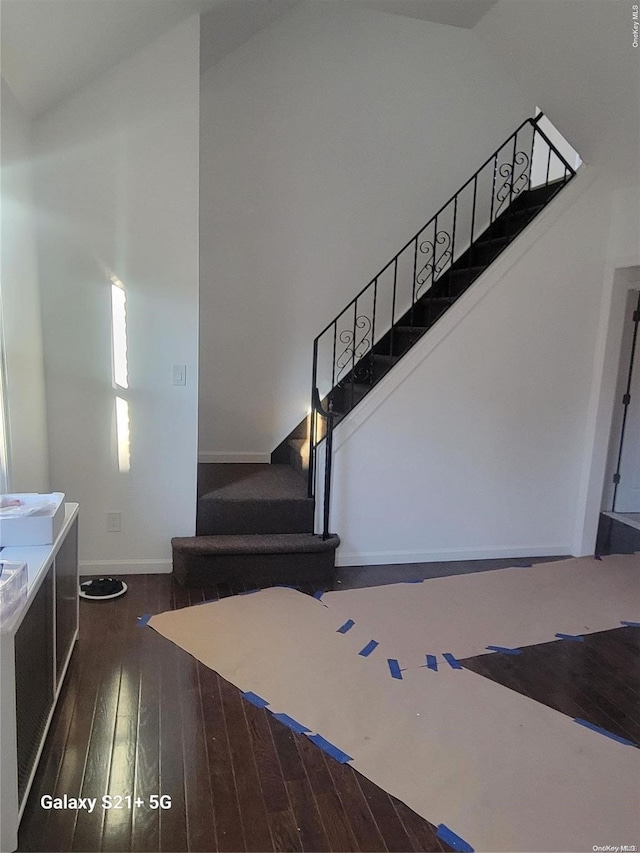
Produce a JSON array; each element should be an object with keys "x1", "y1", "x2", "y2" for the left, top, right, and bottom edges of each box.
[
  {"x1": 115, "y1": 396, "x2": 131, "y2": 473},
  {"x1": 110, "y1": 274, "x2": 131, "y2": 472},
  {"x1": 110, "y1": 276, "x2": 128, "y2": 389}
]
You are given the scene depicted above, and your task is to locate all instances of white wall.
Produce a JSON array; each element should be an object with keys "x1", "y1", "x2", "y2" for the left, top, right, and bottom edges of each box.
[
  {"x1": 462, "y1": 0, "x2": 640, "y2": 559},
  {"x1": 325, "y1": 171, "x2": 613, "y2": 565},
  {"x1": 0, "y1": 79, "x2": 49, "y2": 492},
  {"x1": 198, "y1": 1, "x2": 530, "y2": 457},
  {"x1": 475, "y1": 1, "x2": 640, "y2": 182},
  {"x1": 571, "y1": 185, "x2": 640, "y2": 555},
  {"x1": 609, "y1": 184, "x2": 640, "y2": 269},
  {"x1": 34, "y1": 17, "x2": 200, "y2": 573}
]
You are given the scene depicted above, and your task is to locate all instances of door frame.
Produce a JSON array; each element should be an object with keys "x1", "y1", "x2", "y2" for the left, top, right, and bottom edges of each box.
[
  {"x1": 572, "y1": 265, "x2": 640, "y2": 556},
  {"x1": 607, "y1": 290, "x2": 640, "y2": 511}
]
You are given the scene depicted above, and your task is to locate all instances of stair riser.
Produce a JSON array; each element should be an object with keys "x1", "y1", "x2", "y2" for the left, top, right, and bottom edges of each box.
[
  {"x1": 331, "y1": 383, "x2": 370, "y2": 415},
  {"x1": 489, "y1": 210, "x2": 535, "y2": 240},
  {"x1": 428, "y1": 269, "x2": 483, "y2": 301},
  {"x1": 335, "y1": 356, "x2": 397, "y2": 394},
  {"x1": 173, "y1": 548, "x2": 337, "y2": 587},
  {"x1": 391, "y1": 296, "x2": 446, "y2": 328},
  {"x1": 524, "y1": 181, "x2": 567, "y2": 207},
  {"x1": 377, "y1": 329, "x2": 427, "y2": 358},
  {"x1": 420, "y1": 297, "x2": 458, "y2": 324},
  {"x1": 462, "y1": 243, "x2": 504, "y2": 267},
  {"x1": 197, "y1": 499, "x2": 314, "y2": 536}
]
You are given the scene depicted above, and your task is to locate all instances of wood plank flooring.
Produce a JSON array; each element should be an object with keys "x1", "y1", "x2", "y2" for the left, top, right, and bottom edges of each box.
[
  {"x1": 460, "y1": 627, "x2": 640, "y2": 748},
  {"x1": 17, "y1": 566, "x2": 639, "y2": 852},
  {"x1": 18, "y1": 576, "x2": 454, "y2": 853}
]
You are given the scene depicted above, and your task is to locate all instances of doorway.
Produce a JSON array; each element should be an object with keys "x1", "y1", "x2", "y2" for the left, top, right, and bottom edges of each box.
[{"x1": 602, "y1": 286, "x2": 640, "y2": 529}]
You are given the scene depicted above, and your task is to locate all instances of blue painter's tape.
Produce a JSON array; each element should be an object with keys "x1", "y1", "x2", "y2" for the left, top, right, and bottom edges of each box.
[
  {"x1": 307, "y1": 733, "x2": 353, "y2": 764},
  {"x1": 573, "y1": 718, "x2": 636, "y2": 747},
  {"x1": 443, "y1": 653, "x2": 463, "y2": 670},
  {"x1": 337, "y1": 619, "x2": 355, "y2": 634},
  {"x1": 404, "y1": 579, "x2": 424, "y2": 584},
  {"x1": 195, "y1": 598, "x2": 218, "y2": 605},
  {"x1": 313, "y1": 590, "x2": 324, "y2": 600},
  {"x1": 436, "y1": 824, "x2": 474, "y2": 852},
  {"x1": 272, "y1": 713, "x2": 310, "y2": 735},
  {"x1": 242, "y1": 691, "x2": 269, "y2": 709},
  {"x1": 555, "y1": 633, "x2": 584, "y2": 641},
  {"x1": 426, "y1": 655, "x2": 438, "y2": 671},
  {"x1": 388, "y1": 659, "x2": 403, "y2": 680},
  {"x1": 274, "y1": 584, "x2": 299, "y2": 590},
  {"x1": 486, "y1": 645, "x2": 522, "y2": 656},
  {"x1": 621, "y1": 620, "x2": 640, "y2": 627},
  {"x1": 359, "y1": 640, "x2": 379, "y2": 657},
  {"x1": 238, "y1": 588, "x2": 260, "y2": 596},
  {"x1": 594, "y1": 555, "x2": 603, "y2": 561},
  {"x1": 137, "y1": 613, "x2": 152, "y2": 627}
]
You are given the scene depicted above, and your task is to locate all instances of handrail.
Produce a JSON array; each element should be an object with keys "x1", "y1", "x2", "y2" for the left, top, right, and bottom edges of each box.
[
  {"x1": 312, "y1": 386, "x2": 336, "y2": 420},
  {"x1": 313, "y1": 114, "x2": 575, "y2": 341},
  {"x1": 309, "y1": 113, "x2": 578, "y2": 537},
  {"x1": 528, "y1": 122, "x2": 576, "y2": 175}
]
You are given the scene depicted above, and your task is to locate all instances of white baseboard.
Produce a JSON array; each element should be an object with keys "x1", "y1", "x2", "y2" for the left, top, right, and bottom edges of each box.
[
  {"x1": 79, "y1": 559, "x2": 172, "y2": 576},
  {"x1": 198, "y1": 451, "x2": 271, "y2": 463},
  {"x1": 335, "y1": 544, "x2": 572, "y2": 567}
]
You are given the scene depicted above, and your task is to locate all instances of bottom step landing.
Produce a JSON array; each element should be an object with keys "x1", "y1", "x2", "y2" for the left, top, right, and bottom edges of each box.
[{"x1": 172, "y1": 532, "x2": 340, "y2": 587}]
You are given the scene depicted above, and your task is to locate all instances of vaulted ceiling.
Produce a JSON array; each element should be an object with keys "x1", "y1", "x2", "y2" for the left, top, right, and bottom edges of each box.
[
  {"x1": 1, "y1": 0, "x2": 497, "y2": 116},
  {"x1": 1, "y1": 0, "x2": 220, "y2": 116}
]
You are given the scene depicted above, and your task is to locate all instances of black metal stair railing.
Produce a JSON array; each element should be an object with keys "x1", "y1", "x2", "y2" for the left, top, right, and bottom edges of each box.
[{"x1": 309, "y1": 113, "x2": 577, "y2": 538}]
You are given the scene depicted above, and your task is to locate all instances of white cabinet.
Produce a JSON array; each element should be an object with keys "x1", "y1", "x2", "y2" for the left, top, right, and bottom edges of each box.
[{"x1": 0, "y1": 504, "x2": 79, "y2": 853}]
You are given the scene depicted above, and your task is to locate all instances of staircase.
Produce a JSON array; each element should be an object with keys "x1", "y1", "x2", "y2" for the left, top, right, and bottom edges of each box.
[
  {"x1": 173, "y1": 114, "x2": 577, "y2": 586},
  {"x1": 172, "y1": 463, "x2": 339, "y2": 586}
]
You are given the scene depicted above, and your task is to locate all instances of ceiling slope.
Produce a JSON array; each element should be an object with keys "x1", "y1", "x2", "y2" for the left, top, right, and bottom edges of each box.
[{"x1": 1, "y1": 0, "x2": 498, "y2": 117}]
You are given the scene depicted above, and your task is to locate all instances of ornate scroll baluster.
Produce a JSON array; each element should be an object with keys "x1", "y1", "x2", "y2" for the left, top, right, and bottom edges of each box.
[
  {"x1": 335, "y1": 315, "x2": 372, "y2": 383},
  {"x1": 415, "y1": 230, "x2": 452, "y2": 298},
  {"x1": 494, "y1": 151, "x2": 530, "y2": 216}
]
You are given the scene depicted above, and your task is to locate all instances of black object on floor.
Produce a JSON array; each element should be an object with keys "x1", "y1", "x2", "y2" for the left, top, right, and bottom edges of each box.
[{"x1": 79, "y1": 577, "x2": 128, "y2": 600}]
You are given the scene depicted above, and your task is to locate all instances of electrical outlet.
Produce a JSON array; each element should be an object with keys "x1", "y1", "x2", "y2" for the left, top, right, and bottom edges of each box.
[{"x1": 107, "y1": 512, "x2": 121, "y2": 533}]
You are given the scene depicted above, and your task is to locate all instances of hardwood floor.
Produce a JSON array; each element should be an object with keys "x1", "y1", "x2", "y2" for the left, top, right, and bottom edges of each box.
[
  {"x1": 18, "y1": 575, "x2": 454, "y2": 853},
  {"x1": 17, "y1": 561, "x2": 639, "y2": 853},
  {"x1": 460, "y1": 628, "x2": 640, "y2": 748}
]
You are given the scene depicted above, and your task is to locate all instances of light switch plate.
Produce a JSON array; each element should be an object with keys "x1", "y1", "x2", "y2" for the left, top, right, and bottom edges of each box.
[{"x1": 172, "y1": 364, "x2": 187, "y2": 386}]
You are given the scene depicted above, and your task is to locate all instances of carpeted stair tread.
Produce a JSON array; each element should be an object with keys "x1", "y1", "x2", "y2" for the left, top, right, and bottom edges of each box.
[
  {"x1": 200, "y1": 464, "x2": 307, "y2": 502},
  {"x1": 197, "y1": 463, "x2": 313, "y2": 536},
  {"x1": 173, "y1": 532, "x2": 340, "y2": 555}
]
